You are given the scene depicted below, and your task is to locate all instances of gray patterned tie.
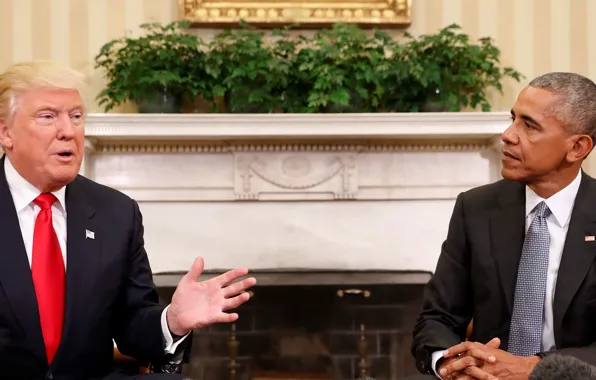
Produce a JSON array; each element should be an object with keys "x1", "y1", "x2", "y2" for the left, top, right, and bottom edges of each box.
[{"x1": 508, "y1": 201, "x2": 551, "y2": 356}]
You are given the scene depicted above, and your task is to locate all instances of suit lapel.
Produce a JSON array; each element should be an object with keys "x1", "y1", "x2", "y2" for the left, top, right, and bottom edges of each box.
[
  {"x1": 0, "y1": 155, "x2": 47, "y2": 365},
  {"x1": 489, "y1": 181, "x2": 526, "y2": 314},
  {"x1": 51, "y1": 178, "x2": 100, "y2": 365},
  {"x1": 553, "y1": 173, "x2": 596, "y2": 346}
]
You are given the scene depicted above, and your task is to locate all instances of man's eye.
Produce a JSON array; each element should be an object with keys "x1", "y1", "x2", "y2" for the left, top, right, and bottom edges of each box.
[{"x1": 37, "y1": 114, "x2": 55, "y2": 124}]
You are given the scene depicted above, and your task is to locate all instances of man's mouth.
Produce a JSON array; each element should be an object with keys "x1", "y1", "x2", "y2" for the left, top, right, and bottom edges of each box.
[
  {"x1": 56, "y1": 150, "x2": 73, "y2": 157},
  {"x1": 502, "y1": 150, "x2": 519, "y2": 160}
]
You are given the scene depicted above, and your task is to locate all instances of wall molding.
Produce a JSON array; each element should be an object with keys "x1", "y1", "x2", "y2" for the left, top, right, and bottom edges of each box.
[{"x1": 96, "y1": 142, "x2": 491, "y2": 154}]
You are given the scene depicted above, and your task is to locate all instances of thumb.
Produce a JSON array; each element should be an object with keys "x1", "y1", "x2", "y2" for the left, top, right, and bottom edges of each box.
[
  {"x1": 182, "y1": 256, "x2": 204, "y2": 284},
  {"x1": 486, "y1": 337, "x2": 501, "y2": 349}
]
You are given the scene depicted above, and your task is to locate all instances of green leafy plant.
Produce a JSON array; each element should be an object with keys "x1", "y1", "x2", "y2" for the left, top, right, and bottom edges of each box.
[
  {"x1": 94, "y1": 20, "x2": 208, "y2": 112},
  {"x1": 399, "y1": 24, "x2": 523, "y2": 112},
  {"x1": 268, "y1": 28, "x2": 311, "y2": 113},
  {"x1": 284, "y1": 24, "x2": 396, "y2": 113},
  {"x1": 205, "y1": 21, "x2": 291, "y2": 113},
  {"x1": 94, "y1": 20, "x2": 522, "y2": 114}
]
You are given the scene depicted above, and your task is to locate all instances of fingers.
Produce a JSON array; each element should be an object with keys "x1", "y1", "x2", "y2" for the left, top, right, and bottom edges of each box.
[
  {"x1": 444, "y1": 342, "x2": 475, "y2": 358},
  {"x1": 440, "y1": 356, "x2": 482, "y2": 378},
  {"x1": 466, "y1": 348, "x2": 496, "y2": 364},
  {"x1": 182, "y1": 256, "x2": 205, "y2": 284},
  {"x1": 448, "y1": 373, "x2": 474, "y2": 380},
  {"x1": 452, "y1": 374, "x2": 474, "y2": 380},
  {"x1": 444, "y1": 340, "x2": 497, "y2": 359},
  {"x1": 223, "y1": 291, "x2": 252, "y2": 311},
  {"x1": 213, "y1": 267, "x2": 250, "y2": 286},
  {"x1": 223, "y1": 277, "x2": 257, "y2": 298},
  {"x1": 215, "y1": 312, "x2": 239, "y2": 324},
  {"x1": 463, "y1": 366, "x2": 498, "y2": 380},
  {"x1": 486, "y1": 337, "x2": 501, "y2": 349}
]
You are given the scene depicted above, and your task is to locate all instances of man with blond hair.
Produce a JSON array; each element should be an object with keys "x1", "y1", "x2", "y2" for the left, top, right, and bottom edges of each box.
[{"x1": 0, "y1": 60, "x2": 256, "y2": 379}]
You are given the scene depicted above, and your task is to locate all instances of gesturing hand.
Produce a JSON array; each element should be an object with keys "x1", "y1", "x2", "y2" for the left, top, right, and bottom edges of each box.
[{"x1": 166, "y1": 256, "x2": 257, "y2": 336}]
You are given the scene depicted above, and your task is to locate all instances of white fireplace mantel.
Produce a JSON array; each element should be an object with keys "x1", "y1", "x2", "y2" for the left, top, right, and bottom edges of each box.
[
  {"x1": 81, "y1": 112, "x2": 510, "y2": 282},
  {"x1": 84, "y1": 112, "x2": 508, "y2": 140}
]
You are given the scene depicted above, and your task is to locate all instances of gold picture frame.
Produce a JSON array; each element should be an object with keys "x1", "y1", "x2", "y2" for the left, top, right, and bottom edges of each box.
[{"x1": 179, "y1": 0, "x2": 412, "y2": 28}]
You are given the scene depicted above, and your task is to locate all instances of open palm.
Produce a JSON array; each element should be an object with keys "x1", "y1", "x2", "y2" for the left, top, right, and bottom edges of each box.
[{"x1": 166, "y1": 257, "x2": 257, "y2": 335}]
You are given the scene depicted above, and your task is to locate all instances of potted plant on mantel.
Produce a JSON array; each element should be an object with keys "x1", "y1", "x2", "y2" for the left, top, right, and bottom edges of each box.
[
  {"x1": 205, "y1": 21, "x2": 291, "y2": 113},
  {"x1": 94, "y1": 20, "x2": 523, "y2": 114},
  {"x1": 296, "y1": 23, "x2": 396, "y2": 113},
  {"x1": 395, "y1": 24, "x2": 523, "y2": 112},
  {"x1": 94, "y1": 20, "x2": 211, "y2": 113}
]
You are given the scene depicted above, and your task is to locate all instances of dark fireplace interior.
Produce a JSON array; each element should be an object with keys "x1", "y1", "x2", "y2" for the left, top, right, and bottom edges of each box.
[{"x1": 156, "y1": 271, "x2": 429, "y2": 380}]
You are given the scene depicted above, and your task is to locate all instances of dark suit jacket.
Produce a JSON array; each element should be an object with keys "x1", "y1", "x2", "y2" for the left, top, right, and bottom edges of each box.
[
  {"x1": 0, "y1": 155, "x2": 183, "y2": 379},
  {"x1": 412, "y1": 171, "x2": 596, "y2": 374}
]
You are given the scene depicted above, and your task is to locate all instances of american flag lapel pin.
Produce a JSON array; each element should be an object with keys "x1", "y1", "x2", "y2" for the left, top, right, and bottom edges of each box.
[
  {"x1": 86, "y1": 229, "x2": 95, "y2": 240},
  {"x1": 585, "y1": 236, "x2": 595, "y2": 242}
]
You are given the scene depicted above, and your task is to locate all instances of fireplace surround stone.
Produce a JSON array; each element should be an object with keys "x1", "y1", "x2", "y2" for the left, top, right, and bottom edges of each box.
[
  {"x1": 82, "y1": 112, "x2": 509, "y2": 277},
  {"x1": 83, "y1": 112, "x2": 509, "y2": 378}
]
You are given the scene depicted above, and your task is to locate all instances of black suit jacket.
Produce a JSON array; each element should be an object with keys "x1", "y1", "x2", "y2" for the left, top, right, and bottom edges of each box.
[
  {"x1": 412, "y1": 172, "x2": 596, "y2": 374},
  {"x1": 0, "y1": 155, "x2": 183, "y2": 380}
]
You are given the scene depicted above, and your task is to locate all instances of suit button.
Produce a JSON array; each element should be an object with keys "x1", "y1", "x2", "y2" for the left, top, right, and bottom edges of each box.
[{"x1": 46, "y1": 373, "x2": 53, "y2": 380}]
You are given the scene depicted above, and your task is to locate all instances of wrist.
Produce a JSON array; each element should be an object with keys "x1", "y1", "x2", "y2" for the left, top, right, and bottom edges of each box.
[
  {"x1": 169, "y1": 324, "x2": 189, "y2": 337},
  {"x1": 525, "y1": 355, "x2": 541, "y2": 376},
  {"x1": 166, "y1": 307, "x2": 190, "y2": 337}
]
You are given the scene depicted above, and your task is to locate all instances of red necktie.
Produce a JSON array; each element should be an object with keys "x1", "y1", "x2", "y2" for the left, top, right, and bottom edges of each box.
[{"x1": 31, "y1": 193, "x2": 65, "y2": 364}]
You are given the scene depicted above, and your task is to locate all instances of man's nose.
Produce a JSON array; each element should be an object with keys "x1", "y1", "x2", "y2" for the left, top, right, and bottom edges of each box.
[
  {"x1": 56, "y1": 115, "x2": 76, "y2": 139},
  {"x1": 501, "y1": 124, "x2": 517, "y2": 144}
]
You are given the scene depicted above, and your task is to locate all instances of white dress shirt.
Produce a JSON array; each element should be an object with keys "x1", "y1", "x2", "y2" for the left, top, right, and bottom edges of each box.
[
  {"x1": 4, "y1": 157, "x2": 188, "y2": 355},
  {"x1": 431, "y1": 170, "x2": 582, "y2": 377}
]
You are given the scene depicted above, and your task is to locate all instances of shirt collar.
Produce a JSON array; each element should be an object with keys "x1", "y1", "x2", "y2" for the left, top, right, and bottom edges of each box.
[
  {"x1": 4, "y1": 156, "x2": 66, "y2": 214},
  {"x1": 525, "y1": 170, "x2": 582, "y2": 228}
]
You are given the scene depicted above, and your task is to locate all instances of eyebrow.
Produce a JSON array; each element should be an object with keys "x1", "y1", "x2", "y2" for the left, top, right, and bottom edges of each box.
[
  {"x1": 511, "y1": 109, "x2": 542, "y2": 127},
  {"x1": 34, "y1": 105, "x2": 84, "y2": 113}
]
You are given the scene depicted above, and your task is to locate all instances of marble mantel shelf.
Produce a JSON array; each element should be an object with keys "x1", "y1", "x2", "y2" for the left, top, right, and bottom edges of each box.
[
  {"x1": 84, "y1": 112, "x2": 511, "y2": 141},
  {"x1": 80, "y1": 112, "x2": 510, "y2": 276}
]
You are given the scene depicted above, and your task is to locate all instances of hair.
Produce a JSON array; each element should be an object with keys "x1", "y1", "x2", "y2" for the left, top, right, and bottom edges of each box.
[
  {"x1": 0, "y1": 60, "x2": 88, "y2": 122},
  {"x1": 528, "y1": 72, "x2": 596, "y2": 142},
  {"x1": 529, "y1": 354, "x2": 596, "y2": 380}
]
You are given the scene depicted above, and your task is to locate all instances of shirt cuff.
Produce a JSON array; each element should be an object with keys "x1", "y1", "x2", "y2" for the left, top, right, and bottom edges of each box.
[
  {"x1": 161, "y1": 304, "x2": 190, "y2": 354},
  {"x1": 431, "y1": 350, "x2": 446, "y2": 378}
]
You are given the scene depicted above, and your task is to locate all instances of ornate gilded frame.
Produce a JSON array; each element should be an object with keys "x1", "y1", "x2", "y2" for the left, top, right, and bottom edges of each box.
[{"x1": 179, "y1": 0, "x2": 412, "y2": 28}]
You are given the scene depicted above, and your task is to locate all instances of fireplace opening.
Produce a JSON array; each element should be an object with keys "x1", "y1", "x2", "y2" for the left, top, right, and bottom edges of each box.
[{"x1": 156, "y1": 271, "x2": 430, "y2": 380}]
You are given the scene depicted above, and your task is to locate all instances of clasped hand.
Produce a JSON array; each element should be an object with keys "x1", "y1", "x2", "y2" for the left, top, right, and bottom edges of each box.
[
  {"x1": 166, "y1": 256, "x2": 257, "y2": 336},
  {"x1": 439, "y1": 338, "x2": 540, "y2": 380}
]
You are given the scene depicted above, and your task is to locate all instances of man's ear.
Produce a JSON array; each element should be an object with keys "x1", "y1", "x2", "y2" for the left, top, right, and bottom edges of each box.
[
  {"x1": 567, "y1": 134, "x2": 593, "y2": 163},
  {"x1": 0, "y1": 119, "x2": 13, "y2": 150}
]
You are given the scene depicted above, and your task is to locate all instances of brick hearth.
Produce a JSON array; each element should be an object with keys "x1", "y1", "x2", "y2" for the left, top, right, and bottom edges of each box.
[{"x1": 157, "y1": 272, "x2": 428, "y2": 380}]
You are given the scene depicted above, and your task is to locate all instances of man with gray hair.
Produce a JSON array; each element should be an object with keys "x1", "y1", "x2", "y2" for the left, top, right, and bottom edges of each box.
[
  {"x1": 407, "y1": 72, "x2": 596, "y2": 380},
  {"x1": 0, "y1": 60, "x2": 256, "y2": 379}
]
